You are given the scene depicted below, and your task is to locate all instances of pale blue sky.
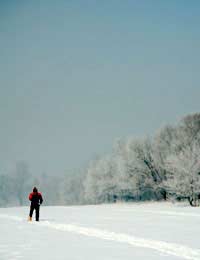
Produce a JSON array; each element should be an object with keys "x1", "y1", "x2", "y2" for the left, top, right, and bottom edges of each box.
[{"x1": 0, "y1": 1, "x2": 200, "y2": 175}]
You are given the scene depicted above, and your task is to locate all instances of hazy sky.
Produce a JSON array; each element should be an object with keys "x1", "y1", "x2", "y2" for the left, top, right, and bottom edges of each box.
[{"x1": 0, "y1": 0, "x2": 200, "y2": 175}]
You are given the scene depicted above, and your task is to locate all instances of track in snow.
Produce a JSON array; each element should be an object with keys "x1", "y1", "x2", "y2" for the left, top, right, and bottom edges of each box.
[{"x1": 1, "y1": 214, "x2": 200, "y2": 260}]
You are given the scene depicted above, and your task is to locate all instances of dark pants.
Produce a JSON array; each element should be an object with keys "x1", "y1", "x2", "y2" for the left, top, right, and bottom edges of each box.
[{"x1": 29, "y1": 204, "x2": 40, "y2": 221}]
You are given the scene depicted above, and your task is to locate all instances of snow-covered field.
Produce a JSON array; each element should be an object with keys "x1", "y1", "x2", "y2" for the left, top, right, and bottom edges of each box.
[{"x1": 1, "y1": 202, "x2": 200, "y2": 260}]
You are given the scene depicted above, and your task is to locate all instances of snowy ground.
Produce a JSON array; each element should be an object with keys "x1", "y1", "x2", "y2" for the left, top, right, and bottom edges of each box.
[{"x1": 1, "y1": 202, "x2": 200, "y2": 260}]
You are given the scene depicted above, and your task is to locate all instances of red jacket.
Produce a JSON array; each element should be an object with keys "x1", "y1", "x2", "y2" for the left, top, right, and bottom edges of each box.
[{"x1": 29, "y1": 192, "x2": 43, "y2": 205}]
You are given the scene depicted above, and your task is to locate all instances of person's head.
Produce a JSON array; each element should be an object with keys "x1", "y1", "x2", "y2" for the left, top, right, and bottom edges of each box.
[{"x1": 33, "y1": 187, "x2": 38, "y2": 193}]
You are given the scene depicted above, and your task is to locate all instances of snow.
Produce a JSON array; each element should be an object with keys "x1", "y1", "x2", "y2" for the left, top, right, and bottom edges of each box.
[{"x1": 1, "y1": 202, "x2": 200, "y2": 260}]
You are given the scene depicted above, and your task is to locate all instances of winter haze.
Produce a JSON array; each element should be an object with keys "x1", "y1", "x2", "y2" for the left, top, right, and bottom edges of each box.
[
  {"x1": 1, "y1": 1, "x2": 200, "y2": 176},
  {"x1": 1, "y1": 3, "x2": 200, "y2": 260}
]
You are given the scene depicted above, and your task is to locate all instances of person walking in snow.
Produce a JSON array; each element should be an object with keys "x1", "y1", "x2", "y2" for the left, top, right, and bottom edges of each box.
[{"x1": 28, "y1": 187, "x2": 43, "y2": 221}]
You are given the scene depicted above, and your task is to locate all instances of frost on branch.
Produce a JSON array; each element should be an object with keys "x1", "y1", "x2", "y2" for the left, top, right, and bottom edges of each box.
[{"x1": 164, "y1": 114, "x2": 200, "y2": 206}]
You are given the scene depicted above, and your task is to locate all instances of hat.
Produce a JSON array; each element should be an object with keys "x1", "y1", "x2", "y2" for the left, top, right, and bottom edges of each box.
[{"x1": 33, "y1": 187, "x2": 38, "y2": 192}]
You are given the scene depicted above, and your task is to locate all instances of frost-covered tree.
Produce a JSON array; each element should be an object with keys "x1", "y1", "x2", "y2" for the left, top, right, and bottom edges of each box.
[
  {"x1": 0, "y1": 174, "x2": 13, "y2": 206},
  {"x1": 113, "y1": 138, "x2": 147, "y2": 201},
  {"x1": 153, "y1": 125, "x2": 177, "y2": 166},
  {"x1": 125, "y1": 137, "x2": 166, "y2": 200},
  {"x1": 84, "y1": 137, "x2": 168, "y2": 204},
  {"x1": 153, "y1": 114, "x2": 200, "y2": 205},
  {"x1": 165, "y1": 139, "x2": 200, "y2": 206},
  {"x1": 36, "y1": 173, "x2": 62, "y2": 205},
  {"x1": 179, "y1": 113, "x2": 200, "y2": 145},
  {"x1": 12, "y1": 161, "x2": 32, "y2": 206},
  {"x1": 153, "y1": 125, "x2": 178, "y2": 199},
  {"x1": 84, "y1": 155, "x2": 118, "y2": 204},
  {"x1": 83, "y1": 113, "x2": 200, "y2": 205},
  {"x1": 163, "y1": 114, "x2": 200, "y2": 206},
  {"x1": 61, "y1": 170, "x2": 85, "y2": 205}
]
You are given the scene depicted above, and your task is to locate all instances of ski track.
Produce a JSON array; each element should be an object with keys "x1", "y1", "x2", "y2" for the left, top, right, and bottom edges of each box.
[{"x1": 1, "y1": 214, "x2": 200, "y2": 260}]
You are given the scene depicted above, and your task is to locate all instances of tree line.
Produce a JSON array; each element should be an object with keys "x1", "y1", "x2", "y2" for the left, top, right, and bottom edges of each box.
[
  {"x1": 84, "y1": 113, "x2": 200, "y2": 206},
  {"x1": 1, "y1": 113, "x2": 200, "y2": 207}
]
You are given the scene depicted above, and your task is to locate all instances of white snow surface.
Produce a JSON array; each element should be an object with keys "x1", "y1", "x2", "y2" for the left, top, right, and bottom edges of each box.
[{"x1": 1, "y1": 202, "x2": 200, "y2": 260}]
